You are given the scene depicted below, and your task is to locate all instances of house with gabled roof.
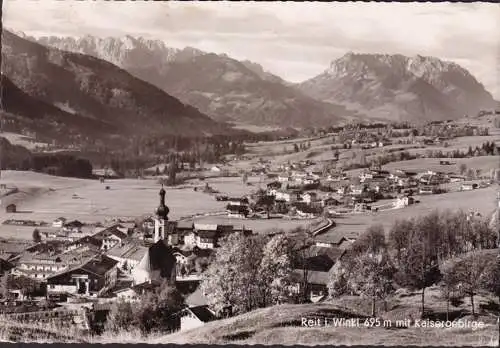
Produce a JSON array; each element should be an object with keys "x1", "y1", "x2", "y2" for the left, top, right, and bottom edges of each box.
[
  {"x1": 179, "y1": 305, "x2": 217, "y2": 332},
  {"x1": 46, "y1": 255, "x2": 118, "y2": 297}
]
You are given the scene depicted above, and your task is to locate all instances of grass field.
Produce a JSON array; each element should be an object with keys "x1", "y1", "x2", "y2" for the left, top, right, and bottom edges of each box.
[
  {"x1": 381, "y1": 156, "x2": 500, "y2": 174},
  {"x1": 319, "y1": 185, "x2": 499, "y2": 242},
  {"x1": 190, "y1": 215, "x2": 322, "y2": 234},
  {"x1": 0, "y1": 171, "x2": 303, "y2": 240},
  {"x1": 145, "y1": 286, "x2": 498, "y2": 346}
]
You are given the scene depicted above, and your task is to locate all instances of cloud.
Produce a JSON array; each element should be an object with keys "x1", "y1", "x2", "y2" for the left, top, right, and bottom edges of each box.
[{"x1": 3, "y1": 0, "x2": 500, "y2": 98}]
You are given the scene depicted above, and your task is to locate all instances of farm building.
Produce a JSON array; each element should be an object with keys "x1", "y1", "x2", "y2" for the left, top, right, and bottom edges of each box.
[
  {"x1": 5, "y1": 204, "x2": 16, "y2": 213},
  {"x1": 52, "y1": 217, "x2": 67, "y2": 228},
  {"x1": 179, "y1": 305, "x2": 217, "y2": 332},
  {"x1": 46, "y1": 255, "x2": 118, "y2": 296}
]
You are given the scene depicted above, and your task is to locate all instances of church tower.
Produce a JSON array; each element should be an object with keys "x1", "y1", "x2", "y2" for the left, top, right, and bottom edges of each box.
[{"x1": 154, "y1": 185, "x2": 170, "y2": 243}]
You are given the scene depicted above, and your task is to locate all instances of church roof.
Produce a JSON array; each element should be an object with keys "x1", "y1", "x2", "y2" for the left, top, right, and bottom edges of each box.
[{"x1": 134, "y1": 240, "x2": 176, "y2": 277}]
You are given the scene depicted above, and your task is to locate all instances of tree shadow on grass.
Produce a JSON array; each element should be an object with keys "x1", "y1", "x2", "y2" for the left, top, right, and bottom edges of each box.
[{"x1": 221, "y1": 330, "x2": 255, "y2": 341}]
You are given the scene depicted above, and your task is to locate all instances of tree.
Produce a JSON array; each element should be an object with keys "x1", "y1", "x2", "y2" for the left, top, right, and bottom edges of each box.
[
  {"x1": 293, "y1": 144, "x2": 299, "y2": 153},
  {"x1": 32, "y1": 229, "x2": 41, "y2": 243},
  {"x1": 389, "y1": 219, "x2": 414, "y2": 267},
  {"x1": 459, "y1": 163, "x2": 467, "y2": 175},
  {"x1": 446, "y1": 251, "x2": 494, "y2": 317},
  {"x1": 394, "y1": 213, "x2": 442, "y2": 318},
  {"x1": 351, "y1": 252, "x2": 395, "y2": 317},
  {"x1": 242, "y1": 172, "x2": 248, "y2": 185},
  {"x1": 258, "y1": 235, "x2": 294, "y2": 307},
  {"x1": 201, "y1": 233, "x2": 265, "y2": 315},
  {"x1": 105, "y1": 299, "x2": 135, "y2": 333}
]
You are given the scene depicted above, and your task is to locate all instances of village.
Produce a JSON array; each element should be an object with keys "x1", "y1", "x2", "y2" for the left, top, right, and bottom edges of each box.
[{"x1": 0, "y1": 116, "x2": 499, "y2": 340}]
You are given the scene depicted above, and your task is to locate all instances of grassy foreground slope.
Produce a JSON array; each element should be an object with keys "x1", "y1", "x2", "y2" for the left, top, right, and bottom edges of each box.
[{"x1": 151, "y1": 286, "x2": 498, "y2": 346}]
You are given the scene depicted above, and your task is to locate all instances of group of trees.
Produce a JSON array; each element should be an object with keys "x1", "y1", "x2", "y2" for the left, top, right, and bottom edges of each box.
[
  {"x1": 0, "y1": 137, "x2": 94, "y2": 179},
  {"x1": 293, "y1": 142, "x2": 312, "y2": 153},
  {"x1": 104, "y1": 280, "x2": 184, "y2": 335},
  {"x1": 328, "y1": 210, "x2": 499, "y2": 318},
  {"x1": 200, "y1": 232, "x2": 298, "y2": 316}
]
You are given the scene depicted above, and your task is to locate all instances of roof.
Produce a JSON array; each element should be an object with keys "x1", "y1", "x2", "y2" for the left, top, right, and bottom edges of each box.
[
  {"x1": 227, "y1": 205, "x2": 249, "y2": 213},
  {"x1": 47, "y1": 254, "x2": 118, "y2": 281},
  {"x1": 80, "y1": 255, "x2": 119, "y2": 277},
  {"x1": 194, "y1": 223, "x2": 218, "y2": 231},
  {"x1": 134, "y1": 240, "x2": 176, "y2": 278},
  {"x1": 94, "y1": 225, "x2": 128, "y2": 240},
  {"x1": 107, "y1": 242, "x2": 148, "y2": 261},
  {"x1": 176, "y1": 221, "x2": 194, "y2": 230},
  {"x1": 64, "y1": 220, "x2": 84, "y2": 227},
  {"x1": 186, "y1": 306, "x2": 217, "y2": 322},
  {"x1": 196, "y1": 230, "x2": 218, "y2": 239},
  {"x1": 291, "y1": 269, "x2": 330, "y2": 286}
]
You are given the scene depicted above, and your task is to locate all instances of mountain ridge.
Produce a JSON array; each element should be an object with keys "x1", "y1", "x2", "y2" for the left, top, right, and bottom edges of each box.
[
  {"x1": 23, "y1": 34, "x2": 352, "y2": 128},
  {"x1": 1, "y1": 30, "x2": 230, "y2": 145},
  {"x1": 297, "y1": 52, "x2": 498, "y2": 122}
]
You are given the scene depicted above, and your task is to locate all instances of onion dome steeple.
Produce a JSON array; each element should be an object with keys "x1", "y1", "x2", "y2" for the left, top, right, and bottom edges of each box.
[{"x1": 156, "y1": 184, "x2": 169, "y2": 220}]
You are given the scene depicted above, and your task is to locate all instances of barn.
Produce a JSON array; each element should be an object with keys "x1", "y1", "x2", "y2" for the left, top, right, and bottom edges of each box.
[{"x1": 5, "y1": 204, "x2": 16, "y2": 213}]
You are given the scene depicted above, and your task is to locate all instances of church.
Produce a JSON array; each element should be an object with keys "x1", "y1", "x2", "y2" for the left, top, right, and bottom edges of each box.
[{"x1": 131, "y1": 186, "x2": 177, "y2": 286}]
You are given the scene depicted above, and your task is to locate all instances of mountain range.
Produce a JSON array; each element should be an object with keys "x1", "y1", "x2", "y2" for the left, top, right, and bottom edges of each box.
[
  {"x1": 297, "y1": 52, "x2": 498, "y2": 122},
  {"x1": 27, "y1": 34, "x2": 352, "y2": 128},
  {"x1": 4, "y1": 30, "x2": 499, "y2": 139},
  {"x1": 1, "y1": 30, "x2": 229, "y2": 147}
]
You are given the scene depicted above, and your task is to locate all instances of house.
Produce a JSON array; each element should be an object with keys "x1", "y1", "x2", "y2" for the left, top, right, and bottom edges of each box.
[
  {"x1": 210, "y1": 166, "x2": 221, "y2": 173},
  {"x1": 131, "y1": 239, "x2": 177, "y2": 286},
  {"x1": 227, "y1": 205, "x2": 250, "y2": 218},
  {"x1": 266, "y1": 181, "x2": 282, "y2": 190},
  {"x1": 114, "y1": 281, "x2": 157, "y2": 302},
  {"x1": 46, "y1": 255, "x2": 118, "y2": 297},
  {"x1": 179, "y1": 306, "x2": 217, "y2": 332},
  {"x1": 62, "y1": 220, "x2": 84, "y2": 233},
  {"x1": 93, "y1": 225, "x2": 128, "y2": 251},
  {"x1": 275, "y1": 190, "x2": 301, "y2": 203},
  {"x1": 277, "y1": 175, "x2": 291, "y2": 183},
  {"x1": 227, "y1": 197, "x2": 249, "y2": 206},
  {"x1": 394, "y1": 195, "x2": 415, "y2": 208},
  {"x1": 419, "y1": 186, "x2": 436, "y2": 195},
  {"x1": 321, "y1": 197, "x2": 339, "y2": 207},
  {"x1": 63, "y1": 236, "x2": 102, "y2": 254},
  {"x1": 106, "y1": 242, "x2": 149, "y2": 272},
  {"x1": 300, "y1": 192, "x2": 317, "y2": 204},
  {"x1": 461, "y1": 182, "x2": 478, "y2": 191},
  {"x1": 5, "y1": 204, "x2": 16, "y2": 213},
  {"x1": 52, "y1": 217, "x2": 67, "y2": 228},
  {"x1": 14, "y1": 248, "x2": 95, "y2": 280}
]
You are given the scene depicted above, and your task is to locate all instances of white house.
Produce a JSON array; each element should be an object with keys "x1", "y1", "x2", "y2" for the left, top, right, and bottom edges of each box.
[
  {"x1": 210, "y1": 166, "x2": 221, "y2": 173},
  {"x1": 301, "y1": 192, "x2": 317, "y2": 204},
  {"x1": 394, "y1": 196, "x2": 415, "y2": 209},
  {"x1": 179, "y1": 306, "x2": 217, "y2": 332},
  {"x1": 278, "y1": 175, "x2": 291, "y2": 183},
  {"x1": 275, "y1": 190, "x2": 300, "y2": 203},
  {"x1": 52, "y1": 217, "x2": 67, "y2": 228}
]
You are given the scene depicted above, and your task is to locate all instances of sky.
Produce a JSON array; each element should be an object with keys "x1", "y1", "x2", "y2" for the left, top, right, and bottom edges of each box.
[{"x1": 4, "y1": 1, "x2": 500, "y2": 98}]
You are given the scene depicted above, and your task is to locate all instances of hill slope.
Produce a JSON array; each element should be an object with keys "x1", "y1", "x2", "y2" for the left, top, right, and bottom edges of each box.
[
  {"x1": 1, "y1": 75, "x2": 115, "y2": 143},
  {"x1": 298, "y1": 52, "x2": 498, "y2": 123},
  {"x1": 29, "y1": 34, "x2": 352, "y2": 128},
  {"x1": 1, "y1": 30, "x2": 228, "y2": 141}
]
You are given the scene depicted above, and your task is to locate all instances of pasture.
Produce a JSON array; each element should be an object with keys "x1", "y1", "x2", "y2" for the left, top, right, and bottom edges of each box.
[
  {"x1": 319, "y1": 185, "x2": 499, "y2": 242},
  {"x1": 189, "y1": 215, "x2": 322, "y2": 235},
  {"x1": 0, "y1": 171, "x2": 296, "y2": 240},
  {"x1": 381, "y1": 156, "x2": 500, "y2": 174}
]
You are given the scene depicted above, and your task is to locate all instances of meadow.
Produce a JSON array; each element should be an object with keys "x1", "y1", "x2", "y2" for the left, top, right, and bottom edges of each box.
[{"x1": 319, "y1": 185, "x2": 499, "y2": 242}]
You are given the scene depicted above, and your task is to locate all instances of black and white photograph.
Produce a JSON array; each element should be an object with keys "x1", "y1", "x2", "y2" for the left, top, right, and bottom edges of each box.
[{"x1": 0, "y1": 0, "x2": 499, "y2": 345}]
